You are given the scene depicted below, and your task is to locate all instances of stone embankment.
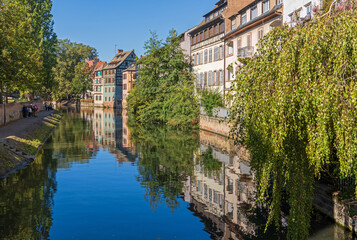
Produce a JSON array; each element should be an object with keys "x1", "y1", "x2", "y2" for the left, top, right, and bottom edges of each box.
[{"x1": 0, "y1": 110, "x2": 62, "y2": 178}]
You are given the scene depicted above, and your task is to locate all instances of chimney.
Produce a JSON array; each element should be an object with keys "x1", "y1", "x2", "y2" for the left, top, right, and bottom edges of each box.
[{"x1": 117, "y1": 49, "x2": 123, "y2": 54}]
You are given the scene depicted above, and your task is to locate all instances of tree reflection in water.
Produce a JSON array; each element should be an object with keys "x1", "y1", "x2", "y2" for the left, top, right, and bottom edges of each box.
[{"x1": 129, "y1": 125, "x2": 199, "y2": 212}]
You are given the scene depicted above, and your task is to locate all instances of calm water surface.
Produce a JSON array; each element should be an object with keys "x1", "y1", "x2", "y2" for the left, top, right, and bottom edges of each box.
[{"x1": 0, "y1": 108, "x2": 354, "y2": 239}]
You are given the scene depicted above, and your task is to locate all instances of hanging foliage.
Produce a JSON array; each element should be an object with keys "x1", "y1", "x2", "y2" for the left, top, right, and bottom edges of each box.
[{"x1": 228, "y1": 3, "x2": 357, "y2": 240}]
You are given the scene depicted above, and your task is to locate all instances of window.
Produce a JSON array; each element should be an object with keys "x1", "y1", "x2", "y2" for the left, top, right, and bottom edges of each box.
[
  {"x1": 306, "y1": 3, "x2": 312, "y2": 15},
  {"x1": 200, "y1": 73, "x2": 204, "y2": 87},
  {"x1": 277, "y1": 0, "x2": 283, "y2": 4},
  {"x1": 237, "y1": 38, "x2": 242, "y2": 49},
  {"x1": 112, "y1": 97, "x2": 114, "y2": 102},
  {"x1": 200, "y1": 52, "x2": 203, "y2": 64},
  {"x1": 247, "y1": 34, "x2": 252, "y2": 47},
  {"x1": 124, "y1": 84, "x2": 127, "y2": 90},
  {"x1": 227, "y1": 42, "x2": 234, "y2": 55},
  {"x1": 204, "y1": 72, "x2": 208, "y2": 86},
  {"x1": 215, "y1": 71, "x2": 219, "y2": 85},
  {"x1": 209, "y1": 48, "x2": 213, "y2": 62},
  {"x1": 108, "y1": 88, "x2": 111, "y2": 93},
  {"x1": 228, "y1": 68, "x2": 234, "y2": 81},
  {"x1": 105, "y1": 97, "x2": 107, "y2": 101},
  {"x1": 220, "y1": 70, "x2": 224, "y2": 85},
  {"x1": 231, "y1": 18, "x2": 236, "y2": 30},
  {"x1": 215, "y1": 24, "x2": 219, "y2": 35},
  {"x1": 220, "y1": 23, "x2": 225, "y2": 33},
  {"x1": 112, "y1": 87, "x2": 114, "y2": 92},
  {"x1": 99, "y1": 96, "x2": 101, "y2": 101},
  {"x1": 208, "y1": 72, "x2": 213, "y2": 86},
  {"x1": 258, "y1": 28, "x2": 264, "y2": 40},
  {"x1": 241, "y1": 14, "x2": 247, "y2": 25},
  {"x1": 123, "y1": 74, "x2": 127, "y2": 79},
  {"x1": 96, "y1": 96, "x2": 98, "y2": 101},
  {"x1": 105, "y1": 87, "x2": 107, "y2": 93},
  {"x1": 214, "y1": 47, "x2": 219, "y2": 61},
  {"x1": 204, "y1": 50, "x2": 208, "y2": 64},
  {"x1": 263, "y1": 0, "x2": 270, "y2": 13},
  {"x1": 251, "y1": 6, "x2": 258, "y2": 19},
  {"x1": 220, "y1": 45, "x2": 224, "y2": 59}
]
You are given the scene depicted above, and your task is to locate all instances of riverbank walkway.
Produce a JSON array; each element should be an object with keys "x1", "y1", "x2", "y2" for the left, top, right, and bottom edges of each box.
[{"x1": 0, "y1": 110, "x2": 56, "y2": 141}]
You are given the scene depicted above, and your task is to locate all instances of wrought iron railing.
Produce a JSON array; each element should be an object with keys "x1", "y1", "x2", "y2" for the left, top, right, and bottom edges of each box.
[{"x1": 237, "y1": 46, "x2": 254, "y2": 58}]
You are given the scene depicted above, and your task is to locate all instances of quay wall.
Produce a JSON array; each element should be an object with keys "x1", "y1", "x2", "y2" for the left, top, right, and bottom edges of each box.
[
  {"x1": 199, "y1": 115, "x2": 231, "y2": 137},
  {"x1": 0, "y1": 101, "x2": 44, "y2": 126}
]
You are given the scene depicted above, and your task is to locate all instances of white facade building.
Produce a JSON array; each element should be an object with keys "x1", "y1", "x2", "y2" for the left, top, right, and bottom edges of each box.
[
  {"x1": 189, "y1": 0, "x2": 227, "y2": 94},
  {"x1": 283, "y1": 0, "x2": 323, "y2": 24},
  {"x1": 223, "y1": 0, "x2": 283, "y2": 94}
]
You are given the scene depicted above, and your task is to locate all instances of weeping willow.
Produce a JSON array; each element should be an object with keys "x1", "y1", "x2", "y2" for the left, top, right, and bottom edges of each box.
[{"x1": 228, "y1": 3, "x2": 357, "y2": 239}]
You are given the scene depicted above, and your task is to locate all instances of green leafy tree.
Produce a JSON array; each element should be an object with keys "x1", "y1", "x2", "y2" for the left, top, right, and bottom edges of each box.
[
  {"x1": 200, "y1": 88, "x2": 224, "y2": 117},
  {"x1": 52, "y1": 39, "x2": 97, "y2": 101},
  {"x1": 228, "y1": 4, "x2": 357, "y2": 240},
  {"x1": 127, "y1": 30, "x2": 199, "y2": 128},
  {"x1": 0, "y1": 0, "x2": 57, "y2": 102},
  {"x1": 73, "y1": 61, "x2": 92, "y2": 98}
]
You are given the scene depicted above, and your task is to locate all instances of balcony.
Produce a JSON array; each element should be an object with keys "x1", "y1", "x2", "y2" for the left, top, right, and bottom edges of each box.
[{"x1": 237, "y1": 46, "x2": 254, "y2": 58}]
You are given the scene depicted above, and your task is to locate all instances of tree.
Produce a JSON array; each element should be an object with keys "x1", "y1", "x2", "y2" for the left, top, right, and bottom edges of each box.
[
  {"x1": 73, "y1": 61, "x2": 92, "y2": 98},
  {"x1": 0, "y1": 0, "x2": 57, "y2": 102},
  {"x1": 127, "y1": 30, "x2": 199, "y2": 128},
  {"x1": 52, "y1": 39, "x2": 97, "y2": 101},
  {"x1": 228, "y1": 4, "x2": 357, "y2": 239}
]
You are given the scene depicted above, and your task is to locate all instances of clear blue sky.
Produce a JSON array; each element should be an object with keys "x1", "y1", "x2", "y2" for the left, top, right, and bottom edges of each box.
[{"x1": 52, "y1": 0, "x2": 214, "y2": 62}]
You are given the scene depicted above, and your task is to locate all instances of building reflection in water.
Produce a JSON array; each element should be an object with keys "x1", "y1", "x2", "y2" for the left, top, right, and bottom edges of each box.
[
  {"x1": 185, "y1": 130, "x2": 258, "y2": 239},
  {"x1": 92, "y1": 108, "x2": 136, "y2": 164}
]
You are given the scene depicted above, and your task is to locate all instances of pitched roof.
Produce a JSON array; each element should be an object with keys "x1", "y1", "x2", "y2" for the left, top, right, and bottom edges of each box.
[
  {"x1": 94, "y1": 61, "x2": 107, "y2": 71},
  {"x1": 104, "y1": 50, "x2": 135, "y2": 69},
  {"x1": 123, "y1": 63, "x2": 136, "y2": 72},
  {"x1": 87, "y1": 60, "x2": 96, "y2": 68}
]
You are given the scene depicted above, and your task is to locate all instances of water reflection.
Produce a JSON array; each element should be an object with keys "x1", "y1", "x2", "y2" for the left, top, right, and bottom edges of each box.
[{"x1": 0, "y1": 107, "x2": 354, "y2": 239}]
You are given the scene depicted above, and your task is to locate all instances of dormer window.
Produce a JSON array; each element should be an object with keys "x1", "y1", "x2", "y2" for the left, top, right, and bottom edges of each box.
[
  {"x1": 231, "y1": 18, "x2": 237, "y2": 30},
  {"x1": 241, "y1": 14, "x2": 247, "y2": 25},
  {"x1": 263, "y1": 0, "x2": 270, "y2": 13},
  {"x1": 251, "y1": 6, "x2": 258, "y2": 19},
  {"x1": 206, "y1": 16, "x2": 209, "y2": 22},
  {"x1": 214, "y1": 11, "x2": 218, "y2": 17}
]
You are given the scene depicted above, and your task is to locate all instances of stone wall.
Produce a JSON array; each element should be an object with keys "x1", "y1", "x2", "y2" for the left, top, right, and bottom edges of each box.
[
  {"x1": 314, "y1": 182, "x2": 357, "y2": 232},
  {"x1": 200, "y1": 115, "x2": 231, "y2": 137},
  {"x1": 0, "y1": 101, "x2": 44, "y2": 126}
]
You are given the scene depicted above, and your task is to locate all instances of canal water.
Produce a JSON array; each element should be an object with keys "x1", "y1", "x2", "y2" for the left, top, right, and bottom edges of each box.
[{"x1": 0, "y1": 108, "x2": 354, "y2": 239}]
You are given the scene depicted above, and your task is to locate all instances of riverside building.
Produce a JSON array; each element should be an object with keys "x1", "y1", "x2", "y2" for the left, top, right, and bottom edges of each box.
[
  {"x1": 283, "y1": 0, "x2": 321, "y2": 25},
  {"x1": 102, "y1": 49, "x2": 136, "y2": 108},
  {"x1": 222, "y1": 0, "x2": 283, "y2": 94},
  {"x1": 189, "y1": 0, "x2": 227, "y2": 93},
  {"x1": 93, "y1": 61, "x2": 107, "y2": 107}
]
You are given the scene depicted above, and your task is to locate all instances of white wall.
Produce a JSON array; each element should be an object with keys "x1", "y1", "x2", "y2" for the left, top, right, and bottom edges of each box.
[{"x1": 283, "y1": 0, "x2": 322, "y2": 24}]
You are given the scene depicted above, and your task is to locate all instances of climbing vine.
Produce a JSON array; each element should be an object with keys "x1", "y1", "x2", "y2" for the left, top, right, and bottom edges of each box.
[{"x1": 228, "y1": 2, "x2": 357, "y2": 239}]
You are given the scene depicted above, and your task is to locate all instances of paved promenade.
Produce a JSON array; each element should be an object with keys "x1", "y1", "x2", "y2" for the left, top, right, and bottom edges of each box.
[{"x1": 0, "y1": 110, "x2": 56, "y2": 140}]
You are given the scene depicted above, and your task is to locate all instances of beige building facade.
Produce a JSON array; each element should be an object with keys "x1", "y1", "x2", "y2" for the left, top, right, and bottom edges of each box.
[{"x1": 223, "y1": 0, "x2": 283, "y2": 93}]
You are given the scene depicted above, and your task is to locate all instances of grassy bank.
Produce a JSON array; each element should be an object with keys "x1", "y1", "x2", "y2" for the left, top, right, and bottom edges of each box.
[{"x1": 0, "y1": 112, "x2": 62, "y2": 178}]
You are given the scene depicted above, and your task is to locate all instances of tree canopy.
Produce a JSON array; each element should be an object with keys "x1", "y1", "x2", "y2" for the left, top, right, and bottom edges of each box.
[
  {"x1": 228, "y1": 4, "x2": 357, "y2": 240},
  {"x1": 0, "y1": 0, "x2": 57, "y2": 101},
  {"x1": 127, "y1": 30, "x2": 199, "y2": 128},
  {"x1": 52, "y1": 39, "x2": 97, "y2": 101}
]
